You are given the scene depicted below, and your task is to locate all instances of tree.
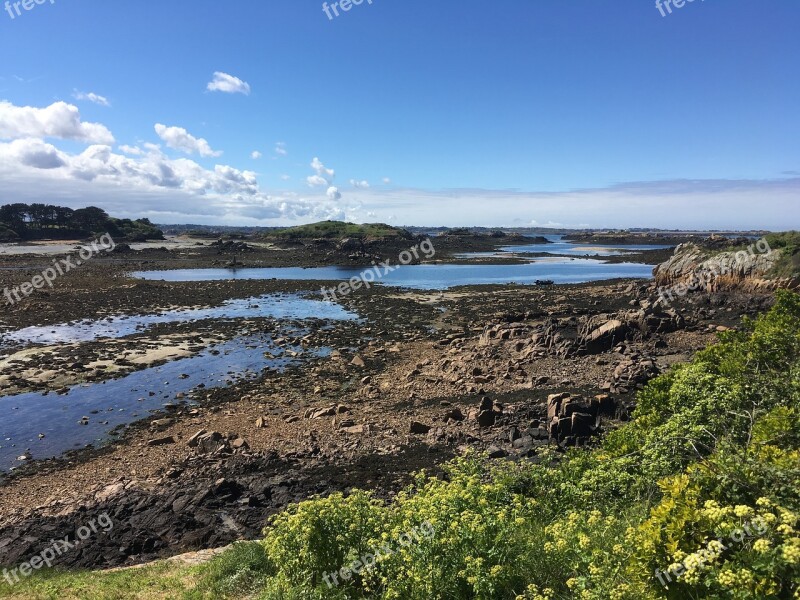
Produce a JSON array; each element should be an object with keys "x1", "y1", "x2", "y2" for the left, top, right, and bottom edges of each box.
[{"x1": 70, "y1": 206, "x2": 110, "y2": 233}]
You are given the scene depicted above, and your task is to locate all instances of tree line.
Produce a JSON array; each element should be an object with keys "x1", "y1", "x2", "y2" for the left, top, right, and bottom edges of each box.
[{"x1": 0, "y1": 203, "x2": 164, "y2": 242}]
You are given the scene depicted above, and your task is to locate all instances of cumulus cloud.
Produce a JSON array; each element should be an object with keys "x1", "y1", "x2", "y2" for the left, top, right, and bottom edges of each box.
[
  {"x1": 0, "y1": 139, "x2": 347, "y2": 224},
  {"x1": 326, "y1": 186, "x2": 342, "y2": 201},
  {"x1": 207, "y1": 72, "x2": 251, "y2": 95},
  {"x1": 307, "y1": 156, "x2": 334, "y2": 187},
  {"x1": 0, "y1": 100, "x2": 114, "y2": 144},
  {"x1": 350, "y1": 179, "x2": 370, "y2": 189},
  {"x1": 119, "y1": 144, "x2": 144, "y2": 156},
  {"x1": 274, "y1": 142, "x2": 287, "y2": 156},
  {"x1": 251, "y1": 150, "x2": 262, "y2": 159},
  {"x1": 382, "y1": 177, "x2": 392, "y2": 184},
  {"x1": 154, "y1": 124, "x2": 222, "y2": 157},
  {"x1": 73, "y1": 91, "x2": 111, "y2": 107},
  {"x1": 306, "y1": 175, "x2": 328, "y2": 187},
  {"x1": 0, "y1": 138, "x2": 66, "y2": 169}
]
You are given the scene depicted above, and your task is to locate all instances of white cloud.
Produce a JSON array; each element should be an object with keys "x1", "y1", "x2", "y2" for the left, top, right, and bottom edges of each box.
[
  {"x1": 119, "y1": 144, "x2": 144, "y2": 156},
  {"x1": 207, "y1": 72, "x2": 251, "y2": 95},
  {"x1": 0, "y1": 100, "x2": 114, "y2": 144},
  {"x1": 382, "y1": 177, "x2": 392, "y2": 184},
  {"x1": 350, "y1": 179, "x2": 370, "y2": 189},
  {"x1": 154, "y1": 123, "x2": 221, "y2": 157},
  {"x1": 251, "y1": 150, "x2": 262, "y2": 159},
  {"x1": 326, "y1": 186, "x2": 342, "y2": 201},
  {"x1": 332, "y1": 179, "x2": 800, "y2": 229},
  {"x1": 0, "y1": 139, "x2": 347, "y2": 224},
  {"x1": 307, "y1": 156, "x2": 334, "y2": 187},
  {"x1": 1, "y1": 147, "x2": 797, "y2": 228},
  {"x1": 0, "y1": 138, "x2": 66, "y2": 169},
  {"x1": 280, "y1": 174, "x2": 291, "y2": 181},
  {"x1": 306, "y1": 175, "x2": 328, "y2": 187},
  {"x1": 274, "y1": 142, "x2": 287, "y2": 156},
  {"x1": 73, "y1": 91, "x2": 110, "y2": 107}
]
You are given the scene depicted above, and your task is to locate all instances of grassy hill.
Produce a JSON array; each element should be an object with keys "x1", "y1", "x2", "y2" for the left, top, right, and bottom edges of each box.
[{"x1": 269, "y1": 221, "x2": 412, "y2": 240}]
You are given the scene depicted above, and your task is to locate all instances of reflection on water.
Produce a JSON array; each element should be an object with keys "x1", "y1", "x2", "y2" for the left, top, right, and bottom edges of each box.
[
  {"x1": 133, "y1": 237, "x2": 661, "y2": 289},
  {"x1": 134, "y1": 258, "x2": 654, "y2": 288},
  {"x1": 1, "y1": 293, "x2": 355, "y2": 346},
  {"x1": 0, "y1": 294, "x2": 358, "y2": 471}
]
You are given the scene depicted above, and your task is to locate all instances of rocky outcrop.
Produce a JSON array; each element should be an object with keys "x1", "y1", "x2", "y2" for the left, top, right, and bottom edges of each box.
[
  {"x1": 478, "y1": 306, "x2": 685, "y2": 359},
  {"x1": 546, "y1": 393, "x2": 617, "y2": 446},
  {"x1": 653, "y1": 243, "x2": 796, "y2": 295}
]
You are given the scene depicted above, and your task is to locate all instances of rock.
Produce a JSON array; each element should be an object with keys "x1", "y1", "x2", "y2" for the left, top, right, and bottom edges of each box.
[
  {"x1": 547, "y1": 393, "x2": 571, "y2": 421},
  {"x1": 478, "y1": 397, "x2": 493, "y2": 412},
  {"x1": 581, "y1": 318, "x2": 628, "y2": 354},
  {"x1": 231, "y1": 438, "x2": 249, "y2": 451},
  {"x1": 350, "y1": 355, "x2": 366, "y2": 368},
  {"x1": 95, "y1": 483, "x2": 125, "y2": 502},
  {"x1": 147, "y1": 436, "x2": 176, "y2": 447},
  {"x1": 194, "y1": 432, "x2": 227, "y2": 454},
  {"x1": 486, "y1": 445, "x2": 508, "y2": 459},
  {"x1": 255, "y1": 417, "x2": 267, "y2": 428},
  {"x1": 571, "y1": 413, "x2": 597, "y2": 437},
  {"x1": 409, "y1": 421, "x2": 431, "y2": 435},
  {"x1": 444, "y1": 408, "x2": 465, "y2": 422},
  {"x1": 187, "y1": 429, "x2": 207, "y2": 447},
  {"x1": 512, "y1": 436, "x2": 533, "y2": 449},
  {"x1": 342, "y1": 424, "x2": 366, "y2": 434},
  {"x1": 653, "y1": 242, "x2": 787, "y2": 296},
  {"x1": 528, "y1": 427, "x2": 549, "y2": 440},
  {"x1": 591, "y1": 394, "x2": 616, "y2": 417},
  {"x1": 477, "y1": 410, "x2": 496, "y2": 427},
  {"x1": 306, "y1": 406, "x2": 337, "y2": 419}
]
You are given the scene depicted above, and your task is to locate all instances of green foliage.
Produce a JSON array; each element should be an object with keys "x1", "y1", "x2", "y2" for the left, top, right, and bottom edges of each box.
[
  {"x1": 188, "y1": 541, "x2": 274, "y2": 599},
  {"x1": 107, "y1": 217, "x2": 165, "y2": 241},
  {"x1": 4, "y1": 292, "x2": 800, "y2": 599},
  {"x1": 251, "y1": 291, "x2": 800, "y2": 599},
  {"x1": 0, "y1": 223, "x2": 20, "y2": 241},
  {"x1": 756, "y1": 232, "x2": 799, "y2": 278},
  {"x1": 271, "y1": 220, "x2": 411, "y2": 240},
  {"x1": 0, "y1": 203, "x2": 164, "y2": 241}
]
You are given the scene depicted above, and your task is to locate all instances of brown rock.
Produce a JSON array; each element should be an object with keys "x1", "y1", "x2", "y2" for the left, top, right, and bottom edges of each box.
[{"x1": 147, "y1": 436, "x2": 176, "y2": 447}]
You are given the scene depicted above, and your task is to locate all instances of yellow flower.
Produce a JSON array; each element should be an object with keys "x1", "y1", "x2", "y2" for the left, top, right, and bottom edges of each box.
[
  {"x1": 717, "y1": 569, "x2": 738, "y2": 588},
  {"x1": 781, "y1": 538, "x2": 800, "y2": 565},
  {"x1": 566, "y1": 578, "x2": 578, "y2": 590},
  {"x1": 753, "y1": 538, "x2": 772, "y2": 553}
]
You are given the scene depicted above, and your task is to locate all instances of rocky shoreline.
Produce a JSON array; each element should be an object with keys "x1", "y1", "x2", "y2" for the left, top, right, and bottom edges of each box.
[{"x1": 0, "y1": 236, "x2": 781, "y2": 570}]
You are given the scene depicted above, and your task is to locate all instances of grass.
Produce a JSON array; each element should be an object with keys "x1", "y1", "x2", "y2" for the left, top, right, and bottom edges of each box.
[
  {"x1": 0, "y1": 561, "x2": 192, "y2": 600},
  {"x1": 765, "y1": 231, "x2": 800, "y2": 278},
  {"x1": 704, "y1": 231, "x2": 800, "y2": 279},
  {"x1": 0, "y1": 542, "x2": 270, "y2": 600}
]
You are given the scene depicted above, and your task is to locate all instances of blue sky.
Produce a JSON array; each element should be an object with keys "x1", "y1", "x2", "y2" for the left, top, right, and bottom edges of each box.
[{"x1": 0, "y1": 0, "x2": 798, "y2": 228}]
